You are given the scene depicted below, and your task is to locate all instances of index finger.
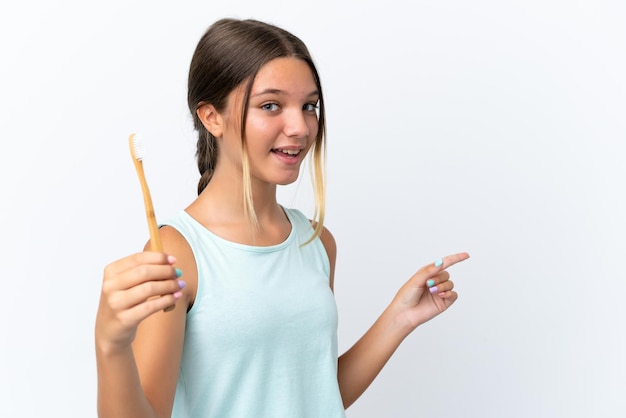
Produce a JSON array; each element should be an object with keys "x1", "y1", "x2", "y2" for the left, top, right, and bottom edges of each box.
[{"x1": 433, "y1": 252, "x2": 470, "y2": 271}]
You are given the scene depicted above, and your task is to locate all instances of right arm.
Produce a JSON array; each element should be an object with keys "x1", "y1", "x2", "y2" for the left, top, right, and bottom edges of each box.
[{"x1": 95, "y1": 226, "x2": 197, "y2": 418}]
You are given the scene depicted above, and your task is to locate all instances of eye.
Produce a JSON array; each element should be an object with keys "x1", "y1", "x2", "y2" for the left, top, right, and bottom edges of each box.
[
  {"x1": 303, "y1": 102, "x2": 319, "y2": 112},
  {"x1": 261, "y1": 102, "x2": 280, "y2": 112}
]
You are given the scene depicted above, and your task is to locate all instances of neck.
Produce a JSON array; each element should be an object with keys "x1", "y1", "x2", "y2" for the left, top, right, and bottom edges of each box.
[
  {"x1": 190, "y1": 167, "x2": 282, "y2": 226},
  {"x1": 186, "y1": 171, "x2": 291, "y2": 247}
]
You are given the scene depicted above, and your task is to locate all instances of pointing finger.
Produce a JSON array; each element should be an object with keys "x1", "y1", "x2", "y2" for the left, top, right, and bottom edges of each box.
[
  {"x1": 420, "y1": 252, "x2": 470, "y2": 280},
  {"x1": 434, "y1": 252, "x2": 470, "y2": 271}
]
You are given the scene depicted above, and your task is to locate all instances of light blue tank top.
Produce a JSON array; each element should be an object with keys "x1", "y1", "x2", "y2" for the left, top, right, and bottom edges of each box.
[{"x1": 163, "y1": 207, "x2": 346, "y2": 418}]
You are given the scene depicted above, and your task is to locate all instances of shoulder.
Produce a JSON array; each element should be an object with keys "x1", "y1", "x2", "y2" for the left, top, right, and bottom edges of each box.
[
  {"x1": 318, "y1": 225, "x2": 336, "y2": 262},
  {"x1": 157, "y1": 211, "x2": 197, "y2": 266},
  {"x1": 310, "y1": 221, "x2": 337, "y2": 290},
  {"x1": 284, "y1": 206, "x2": 336, "y2": 266},
  {"x1": 158, "y1": 225, "x2": 194, "y2": 258}
]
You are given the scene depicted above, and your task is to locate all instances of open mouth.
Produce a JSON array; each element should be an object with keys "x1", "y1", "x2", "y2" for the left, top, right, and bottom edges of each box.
[{"x1": 272, "y1": 148, "x2": 301, "y2": 158}]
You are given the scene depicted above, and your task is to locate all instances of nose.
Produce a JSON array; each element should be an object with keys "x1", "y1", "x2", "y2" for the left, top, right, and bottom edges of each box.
[{"x1": 283, "y1": 109, "x2": 310, "y2": 139}]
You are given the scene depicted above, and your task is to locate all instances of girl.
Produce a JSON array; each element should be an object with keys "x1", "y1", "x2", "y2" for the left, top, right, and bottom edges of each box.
[{"x1": 95, "y1": 17, "x2": 469, "y2": 418}]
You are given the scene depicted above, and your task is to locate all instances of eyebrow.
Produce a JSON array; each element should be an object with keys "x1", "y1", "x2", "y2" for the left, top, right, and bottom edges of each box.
[{"x1": 250, "y1": 88, "x2": 319, "y2": 98}]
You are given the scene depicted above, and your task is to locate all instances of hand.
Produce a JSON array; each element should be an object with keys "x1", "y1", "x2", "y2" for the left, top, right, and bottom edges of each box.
[
  {"x1": 95, "y1": 252, "x2": 184, "y2": 353},
  {"x1": 392, "y1": 252, "x2": 470, "y2": 330}
]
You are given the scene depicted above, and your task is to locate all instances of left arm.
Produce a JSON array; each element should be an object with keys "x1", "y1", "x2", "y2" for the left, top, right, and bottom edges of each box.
[{"x1": 319, "y1": 227, "x2": 469, "y2": 409}]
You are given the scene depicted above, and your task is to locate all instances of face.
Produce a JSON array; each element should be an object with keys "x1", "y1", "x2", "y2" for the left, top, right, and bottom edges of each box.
[{"x1": 218, "y1": 57, "x2": 320, "y2": 187}]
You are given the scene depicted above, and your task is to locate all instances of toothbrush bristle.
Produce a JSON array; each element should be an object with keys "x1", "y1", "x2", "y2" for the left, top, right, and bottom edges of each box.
[{"x1": 131, "y1": 134, "x2": 143, "y2": 161}]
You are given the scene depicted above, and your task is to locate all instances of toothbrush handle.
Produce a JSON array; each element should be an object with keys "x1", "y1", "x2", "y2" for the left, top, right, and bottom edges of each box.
[
  {"x1": 133, "y1": 159, "x2": 163, "y2": 251},
  {"x1": 132, "y1": 160, "x2": 174, "y2": 312}
]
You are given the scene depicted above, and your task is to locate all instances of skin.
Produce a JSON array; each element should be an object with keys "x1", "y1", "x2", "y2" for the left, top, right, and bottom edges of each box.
[{"x1": 95, "y1": 57, "x2": 469, "y2": 418}]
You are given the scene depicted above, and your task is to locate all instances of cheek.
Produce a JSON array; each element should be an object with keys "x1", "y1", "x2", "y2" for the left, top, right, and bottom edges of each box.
[
  {"x1": 308, "y1": 119, "x2": 320, "y2": 140},
  {"x1": 245, "y1": 117, "x2": 274, "y2": 138}
]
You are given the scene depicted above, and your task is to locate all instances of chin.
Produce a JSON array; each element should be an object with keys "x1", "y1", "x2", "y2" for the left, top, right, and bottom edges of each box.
[
  {"x1": 276, "y1": 176, "x2": 300, "y2": 186},
  {"x1": 265, "y1": 166, "x2": 302, "y2": 186}
]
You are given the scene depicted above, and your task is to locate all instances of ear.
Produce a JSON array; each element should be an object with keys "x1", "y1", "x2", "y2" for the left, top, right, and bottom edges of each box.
[{"x1": 197, "y1": 103, "x2": 223, "y2": 138}]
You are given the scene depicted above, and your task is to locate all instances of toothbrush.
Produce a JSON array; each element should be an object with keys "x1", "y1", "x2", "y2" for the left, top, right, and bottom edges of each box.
[
  {"x1": 128, "y1": 133, "x2": 174, "y2": 312},
  {"x1": 128, "y1": 133, "x2": 163, "y2": 251}
]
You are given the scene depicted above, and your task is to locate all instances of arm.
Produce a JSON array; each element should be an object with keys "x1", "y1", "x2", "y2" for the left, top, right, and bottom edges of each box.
[
  {"x1": 95, "y1": 226, "x2": 197, "y2": 418},
  {"x1": 319, "y1": 228, "x2": 469, "y2": 408},
  {"x1": 336, "y1": 299, "x2": 410, "y2": 408}
]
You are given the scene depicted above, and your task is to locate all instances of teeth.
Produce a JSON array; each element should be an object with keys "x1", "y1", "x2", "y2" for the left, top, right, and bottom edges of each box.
[{"x1": 278, "y1": 149, "x2": 299, "y2": 155}]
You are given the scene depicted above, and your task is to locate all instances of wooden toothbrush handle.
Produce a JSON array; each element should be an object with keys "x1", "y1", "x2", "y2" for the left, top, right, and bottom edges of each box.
[
  {"x1": 132, "y1": 159, "x2": 174, "y2": 312},
  {"x1": 132, "y1": 158, "x2": 163, "y2": 251}
]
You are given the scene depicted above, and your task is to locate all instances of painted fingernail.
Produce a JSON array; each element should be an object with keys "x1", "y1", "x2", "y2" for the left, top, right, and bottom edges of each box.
[
  {"x1": 173, "y1": 291, "x2": 183, "y2": 299},
  {"x1": 427, "y1": 279, "x2": 435, "y2": 287},
  {"x1": 168, "y1": 255, "x2": 177, "y2": 264},
  {"x1": 175, "y1": 268, "x2": 183, "y2": 278},
  {"x1": 429, "y1": 286, "x2": 439, "y2": 294},
  {"x1": 178, "y1": 279, "x2": 186, "y2": 289},
  {"x1": 434, "y1": 258, "x2": 443, "y2": 268}
]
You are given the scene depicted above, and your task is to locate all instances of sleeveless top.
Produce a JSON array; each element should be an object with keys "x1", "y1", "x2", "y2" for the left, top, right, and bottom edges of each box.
[{"x1": 163, "y1": 208, "x2": 346, "y2": 418}]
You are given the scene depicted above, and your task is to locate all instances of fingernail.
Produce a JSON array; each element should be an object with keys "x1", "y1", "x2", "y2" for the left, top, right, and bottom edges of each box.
[
  {"x1": 168, "y1": 255, "x2": 177, "y2": 264},
  {"x1": 173, "y1": 291, "x2": 183, "y2": 299},
  {"x1": 178, "y1": 279, "x2": 186, "y2": 289},
  {"x1": 434, "y1": 258, "x2": 443, "y2": 268},
  {"x1": 427, "y1": 279, "x2": 435, "y2": 287},
  {"x1": 175, "y1": 268, "x2": 183, "y2": 278},
  {"x1": 429, "y1": 286, "x2": 439, "y2": 294}
]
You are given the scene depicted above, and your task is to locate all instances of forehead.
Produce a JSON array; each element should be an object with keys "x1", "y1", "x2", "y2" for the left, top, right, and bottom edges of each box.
[{"x1": 251, "y1": 57, "x2": 317, "y2": 94}]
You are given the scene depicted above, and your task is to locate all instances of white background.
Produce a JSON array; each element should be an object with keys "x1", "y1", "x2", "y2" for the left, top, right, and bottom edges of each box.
[{"x1": 1, "y1": 1, "x2": 624, "y2": 417}]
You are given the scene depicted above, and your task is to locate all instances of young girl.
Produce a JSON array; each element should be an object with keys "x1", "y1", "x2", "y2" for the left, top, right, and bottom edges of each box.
[{"x1": 95, "y1": 18, "x2": 469, "y2": 418}]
